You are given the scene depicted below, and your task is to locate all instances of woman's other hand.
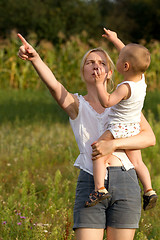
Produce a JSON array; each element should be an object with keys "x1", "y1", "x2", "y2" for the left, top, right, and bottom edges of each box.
[{"x1": 91, "y1": 140, "x2": 116, "y2": 160}]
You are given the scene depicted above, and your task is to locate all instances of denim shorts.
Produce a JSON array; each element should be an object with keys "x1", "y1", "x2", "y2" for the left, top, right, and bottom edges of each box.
[{"x1": 73, "y1": 167, "x2": 141, "y2": 230}]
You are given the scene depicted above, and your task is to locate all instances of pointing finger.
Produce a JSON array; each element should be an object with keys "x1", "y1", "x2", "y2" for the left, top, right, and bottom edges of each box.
[{"x1": 17, "y1": 33, "x2": 29, "y2": 47}]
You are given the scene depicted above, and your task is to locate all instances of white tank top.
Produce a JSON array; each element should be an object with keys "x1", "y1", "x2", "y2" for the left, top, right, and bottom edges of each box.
[
  {"x1": 69, "y1": 94, "x2": 134, "y2": 179},
  {"x1": 108, "y1": 74, "x2": 146, "y2": 124}
]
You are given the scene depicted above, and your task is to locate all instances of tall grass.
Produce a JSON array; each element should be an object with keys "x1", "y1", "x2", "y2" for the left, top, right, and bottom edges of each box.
[
  {"x1": 0, "y1": 89, "x2": 79, "y2": 239},
  {"x1": 1, "y1": 30, "x2": 160, "y2": 92}
]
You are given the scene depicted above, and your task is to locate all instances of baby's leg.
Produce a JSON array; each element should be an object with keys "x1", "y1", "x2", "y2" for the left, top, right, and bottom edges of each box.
[
  {"x1": 125, "y1": 149, "x2": 152, "y2": 193},
  {"x1": 126, "y1": 149, "x2": 158, "y2": 210},
  {"x1": 85, "y1": 130, "x2": 112, "y2": 207},
  {"x1": 93, "y1": 156, "x2": 107, "y2": 191},
  {"x1": 93, "y1": 130, "x2": 113, "y2": 190}
]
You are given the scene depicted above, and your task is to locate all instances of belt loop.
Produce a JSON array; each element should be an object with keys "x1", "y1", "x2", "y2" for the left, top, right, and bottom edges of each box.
[{"x1": 121, "y1": 166, "x2": 126, "y2": 171}]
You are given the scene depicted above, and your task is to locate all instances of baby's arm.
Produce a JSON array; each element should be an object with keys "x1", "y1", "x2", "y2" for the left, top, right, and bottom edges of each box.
[
  {"x1": 102, "y1": 28, "x2": 125, "y2": 52},
  {"x1": 17, "y1": 34, "x2": 79, "y2": 120},
  {"x1": 96, "y1": 79, "x2": 130, "y2": 108},
  {"x1": 95, "y1": 28, "x2": 128, "y2": 108}
]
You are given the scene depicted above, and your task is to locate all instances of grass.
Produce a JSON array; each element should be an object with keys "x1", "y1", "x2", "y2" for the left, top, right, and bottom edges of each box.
[
  {"x1": 0, "y1": 89, "x2": 79, "y2": 239},
  {"x1": 0, "y1": 88, "x2": 159, "y2": 239}
]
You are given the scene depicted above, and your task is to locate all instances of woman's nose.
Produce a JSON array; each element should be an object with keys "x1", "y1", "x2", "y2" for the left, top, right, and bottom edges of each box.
[{"x1": 93, "y1": 63, "x2": 99, "y2": 69}]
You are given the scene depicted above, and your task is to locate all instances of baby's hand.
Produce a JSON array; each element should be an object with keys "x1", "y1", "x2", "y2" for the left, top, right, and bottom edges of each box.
[
  {"x1": 102, "y1": 28, "x2": 118, "y2": 42},
  {"x1": 102, "y1": 27, "x2": 125, "y2": 52},
  {"x1": 94, "y1": 67, "x2": 107, "y2": 84},
  {"x1": 17, "y1": 33, "x2": 38, "y2": 61}
]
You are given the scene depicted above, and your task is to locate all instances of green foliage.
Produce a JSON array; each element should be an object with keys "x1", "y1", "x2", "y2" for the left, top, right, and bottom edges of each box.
[
  {"x1": 1, "y1": 0, "x2": 160, "y2": 43},
  {"x1": 1, "y1": 33, "x2": 160, "y2": 94},
  {"x1": 0, "y1": 0, "x2": 101, "y2": 43},
  {"x1": 0, "y1": 90, "x2": 79, "y2": 239},
  {"x1": 0, "y1": 168, "x2": 75, "y2": 239}
]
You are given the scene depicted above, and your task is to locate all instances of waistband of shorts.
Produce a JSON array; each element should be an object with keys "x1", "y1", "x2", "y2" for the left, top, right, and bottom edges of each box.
[
  {"x1": 107, "y1": 166, "x2": 134, "y2": 171},
  {"x1": 79, "y1": 166, "x2": 135, "y2": 179}
]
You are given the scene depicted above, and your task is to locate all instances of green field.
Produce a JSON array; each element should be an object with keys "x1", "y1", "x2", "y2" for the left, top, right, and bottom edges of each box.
[{"x1": 0, "y1": 89, "x2": 159, "y2": 239}]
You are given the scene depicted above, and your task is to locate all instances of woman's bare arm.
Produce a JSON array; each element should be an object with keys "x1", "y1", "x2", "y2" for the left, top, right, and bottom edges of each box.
[
  {"x1": 17, "y1": 34, "x2": 79, "y2": 120},
  {"x1": 92, "y1": 113, "x2": 156, "y2": 160},
  {"x1": 115, "y1": 113, "x2": 156, "y2": 149}
]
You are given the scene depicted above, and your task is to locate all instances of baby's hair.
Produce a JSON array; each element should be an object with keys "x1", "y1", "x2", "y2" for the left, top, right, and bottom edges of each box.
[
  {"x1": 122, "y1": 43, "x2": 151, "y2": 73},
  {"x1": 80, "y1": 47, "x2": 115, "y2": 91}
]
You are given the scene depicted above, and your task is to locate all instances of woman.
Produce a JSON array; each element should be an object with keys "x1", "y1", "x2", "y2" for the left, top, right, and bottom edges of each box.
[{"x1": 17, "y1": 33, "x2": 155, "y2": 240}]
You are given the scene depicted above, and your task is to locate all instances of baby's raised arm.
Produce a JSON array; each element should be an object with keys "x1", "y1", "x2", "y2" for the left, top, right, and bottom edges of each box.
[
  {"x1": 102, "y1": 28, "x2": 125, "y2": 52},
  {"x1": 94, "y1": 28, "x2": 128, "y2": 108},
  {"x1": 17, "y1": 34, "x2": 79, "y2": 120}
]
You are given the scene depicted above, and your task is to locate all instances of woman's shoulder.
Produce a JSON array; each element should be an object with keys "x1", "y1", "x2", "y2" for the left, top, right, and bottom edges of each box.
[{"x1": 72, "y1": 93, "x2": 87, "y2": 104}]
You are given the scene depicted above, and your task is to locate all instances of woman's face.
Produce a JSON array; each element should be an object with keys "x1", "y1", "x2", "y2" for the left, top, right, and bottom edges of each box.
[{"x1": 83, "y1": 51, "x2": 109, "y2": 83}]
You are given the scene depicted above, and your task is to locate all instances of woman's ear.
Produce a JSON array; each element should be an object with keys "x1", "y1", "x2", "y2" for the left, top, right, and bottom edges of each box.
[
  {"x1": 107, "y1": 70, "x2": 113, "y2": 79},
  {"x1": 105, "y1": 70, "x2": 114, "y2": 92}
]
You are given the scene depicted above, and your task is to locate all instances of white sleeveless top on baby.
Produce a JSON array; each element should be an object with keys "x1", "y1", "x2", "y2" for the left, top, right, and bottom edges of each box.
[
  {"x1": 69, "y1": 94, "x2": 134, "y2": 180},
  {"x1": 107, "y1": 74, "x2": 147, "y2": 138},
  {"x1": 108, "y1": 74, "x2": 146, "y2": 124}
]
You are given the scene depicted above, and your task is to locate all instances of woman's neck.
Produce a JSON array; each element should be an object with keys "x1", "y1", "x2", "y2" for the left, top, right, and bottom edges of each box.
[
  {"x1": 84, "y1": 85, "x2": 99, "y2": 102},
  {"x1": 84, "y1": 85, "x2": 106, "y2": 114}
]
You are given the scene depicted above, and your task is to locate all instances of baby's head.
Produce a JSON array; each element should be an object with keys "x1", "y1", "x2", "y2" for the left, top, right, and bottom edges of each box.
[{"x1": 118, "y1": 43, "x2": 151, "y2": 74}]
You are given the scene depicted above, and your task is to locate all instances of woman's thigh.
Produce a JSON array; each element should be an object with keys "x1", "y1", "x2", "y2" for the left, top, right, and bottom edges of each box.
[
  {"x1": 75, "y1": 228, "x2": 104, "y2": 240},
  {"x1": 75, "y1": 227, "x2": 135, "y2": 240},
  {"x1": 73, "y1": 170, "x2": 108, "y2": 230},
  {"x1": 106, "y1": 167, "x2": 141, "y2": 229},
  {"x1": 106, "y1": 226, "x2": 135, "y2": 240}
]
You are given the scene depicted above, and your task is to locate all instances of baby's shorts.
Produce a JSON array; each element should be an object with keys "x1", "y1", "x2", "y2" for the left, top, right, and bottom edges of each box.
[
  {"x1": 73, "y1": 167, "x2": 141, "y2": 230},
  {"x1": 107, "y1": 122, "x2": 140, "y2": 138}
]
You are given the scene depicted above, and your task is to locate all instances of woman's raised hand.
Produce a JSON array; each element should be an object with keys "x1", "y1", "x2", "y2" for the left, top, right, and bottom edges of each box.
[{"x1": 17, "y1": 33, "x2": 38, "y2": 61}]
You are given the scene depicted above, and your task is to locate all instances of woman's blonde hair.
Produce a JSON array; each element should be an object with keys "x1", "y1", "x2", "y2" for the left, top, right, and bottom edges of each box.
[{"x1": 80, "y1": 47, "x2": 115, "y2": 91}]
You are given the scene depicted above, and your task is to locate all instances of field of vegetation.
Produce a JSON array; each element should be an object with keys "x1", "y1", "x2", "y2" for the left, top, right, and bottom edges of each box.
[{"x1": 0, "y1": 33, "x2": 160, "y2": 239}]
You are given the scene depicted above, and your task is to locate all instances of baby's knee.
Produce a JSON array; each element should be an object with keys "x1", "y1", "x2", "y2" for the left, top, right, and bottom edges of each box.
[{"x1": 132, "y1": 159, "x2": 144, "y2": 170}]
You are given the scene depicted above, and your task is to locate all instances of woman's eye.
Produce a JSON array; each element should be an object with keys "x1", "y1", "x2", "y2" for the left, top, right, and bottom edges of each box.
[{"x1": 86, "y1": 61, "x2": 92, "y2": 65}]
